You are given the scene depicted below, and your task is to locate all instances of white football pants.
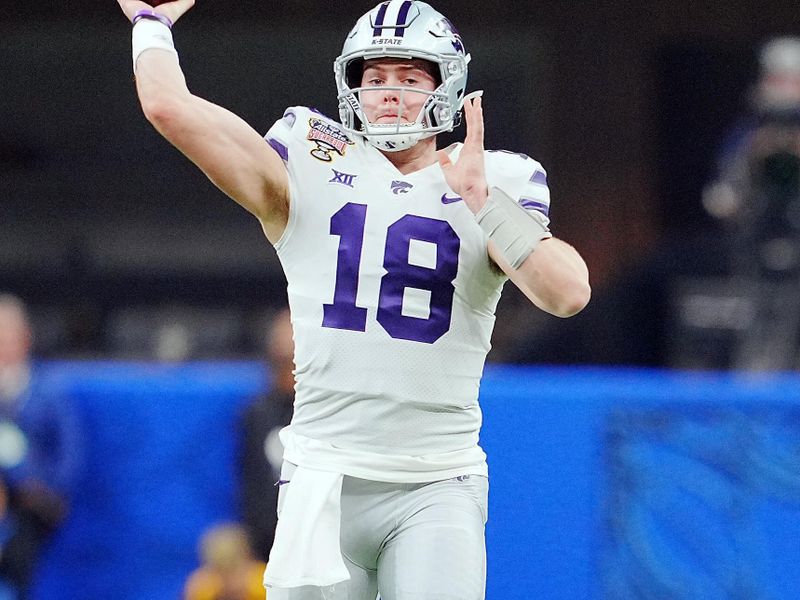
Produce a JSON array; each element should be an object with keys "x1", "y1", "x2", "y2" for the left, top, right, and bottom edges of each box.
[{"x1": 268, "y1": 461, "x2": 488, "y2": 600}]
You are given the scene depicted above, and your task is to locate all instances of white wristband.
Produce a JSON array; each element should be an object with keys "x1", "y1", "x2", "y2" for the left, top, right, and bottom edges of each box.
[
  {"x1": 475, "y1": 187, "x2": 552, "y2": 269},
  {"x1": 132, "y1": 18, "x2": 179, "y2": 73}
]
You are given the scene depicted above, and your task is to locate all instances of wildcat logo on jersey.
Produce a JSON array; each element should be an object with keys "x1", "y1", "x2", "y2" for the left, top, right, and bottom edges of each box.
[
  {"x1": 391, "y1": 180, "x2": 413, "y2": 194},
  {"x1": 307, "y1": 118, "x2": 354, "y2": 162}
]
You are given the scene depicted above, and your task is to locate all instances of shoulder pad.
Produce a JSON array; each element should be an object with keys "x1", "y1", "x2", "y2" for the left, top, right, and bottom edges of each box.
[
  {"x1": 485, "y1": 149, "x2": 551, "y2": 218},
  {"x1": 265, "y1": 107, "x2": 357, "y2": 165}
]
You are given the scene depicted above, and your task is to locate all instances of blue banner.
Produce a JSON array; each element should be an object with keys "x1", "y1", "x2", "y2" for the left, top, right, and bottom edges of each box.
[{"x1": 29, "y1": 363, "x2": 800, "y2": 600}]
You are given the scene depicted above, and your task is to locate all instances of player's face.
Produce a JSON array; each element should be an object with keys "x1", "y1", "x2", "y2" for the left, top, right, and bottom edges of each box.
[
  {"x1": 359, "y1": 59, "x2": 438, "y2": 126},
  {"x1": 758, "y1": 72, "x2": 800, "y2": 110},
  {"x1": 0, "y1": 307, "x2": 30, "y2": 368}
]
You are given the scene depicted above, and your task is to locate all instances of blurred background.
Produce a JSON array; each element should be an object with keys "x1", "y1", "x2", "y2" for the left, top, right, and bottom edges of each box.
[{"x1": 2, "y1": 1, "x2": 800, "y2": 599}]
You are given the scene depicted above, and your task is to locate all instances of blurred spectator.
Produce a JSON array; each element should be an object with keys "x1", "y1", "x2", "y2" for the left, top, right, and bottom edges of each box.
[
  {"x1": 511, "y1": 38, "x2": 800, "y2": 369},
  {"x1": 703, "y1": 36, "x2": 800, "y2": 279},
  {"x1": 183, "y1": 522, "x2": 267, "y2": 600},
  {"x1": 692, "y1": 36, "x2": 800, "y2": 369},
  {"x1": 237, "y1": 309, "x2": 294, "y2": 562},
  {"x1": 0, "y1": 294, "x2": 83, "y2": 597},
  {"x1": 0, "y1": 477, "x2": 40, "y2": 600}
]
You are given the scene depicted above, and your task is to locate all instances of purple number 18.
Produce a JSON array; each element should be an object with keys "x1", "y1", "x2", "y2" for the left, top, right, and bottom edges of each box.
[{"x1": 322, "y1": 202, "x2": 460, "y2": 344}]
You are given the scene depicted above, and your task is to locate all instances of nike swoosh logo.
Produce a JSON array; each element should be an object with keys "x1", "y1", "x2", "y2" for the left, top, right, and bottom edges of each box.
[{"x1": 441, "y1": 193, "x2": 462, "y2": 204}]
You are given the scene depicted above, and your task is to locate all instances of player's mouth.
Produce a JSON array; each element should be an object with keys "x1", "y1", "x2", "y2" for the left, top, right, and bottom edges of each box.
[{"x1": 375, "y1": 113, "x2": 405, "y2": 122}]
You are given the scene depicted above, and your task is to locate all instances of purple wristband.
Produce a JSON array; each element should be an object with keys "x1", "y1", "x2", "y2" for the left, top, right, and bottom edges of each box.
[{"x1": 132, "y1": 9, "x2": 173, "y2": 29}]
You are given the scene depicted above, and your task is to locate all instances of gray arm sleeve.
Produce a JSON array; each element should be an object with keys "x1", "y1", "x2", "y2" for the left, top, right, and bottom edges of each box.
[{"x1": 474, "y1": 186, "x2": 552, "y2": 269}]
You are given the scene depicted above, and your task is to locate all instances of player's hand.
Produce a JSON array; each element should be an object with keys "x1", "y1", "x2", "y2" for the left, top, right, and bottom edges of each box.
[
  {"x1": 117, "y1": 0, "x2": 195, "y2": 25},
  {"x1": 437, "y1": 92, "x2": 488, "y2": 213}
]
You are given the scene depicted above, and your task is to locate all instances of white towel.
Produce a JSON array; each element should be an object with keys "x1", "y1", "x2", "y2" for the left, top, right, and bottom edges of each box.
[{"x1": 263, "y1": 465, "x2": 350, "y2": 588}]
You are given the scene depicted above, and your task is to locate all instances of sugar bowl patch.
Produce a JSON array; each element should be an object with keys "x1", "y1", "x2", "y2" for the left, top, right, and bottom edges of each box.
[{"x1": 307, "y1": 118, "x2": 354, "y2": 162}]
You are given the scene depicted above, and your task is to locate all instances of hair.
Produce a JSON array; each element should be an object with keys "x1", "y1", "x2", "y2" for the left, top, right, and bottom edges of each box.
[
  {"x1": 348, "y1": 57, "x2": 442, "y2": 89},
  {"x1": 760, "y1": 36, "x2": 800, "y2": 77}
]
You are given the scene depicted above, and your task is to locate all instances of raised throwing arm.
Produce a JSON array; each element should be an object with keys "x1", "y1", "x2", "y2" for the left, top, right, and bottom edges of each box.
[{"x1": 117, "y1": 0, "x2": 290, "y2": 242}]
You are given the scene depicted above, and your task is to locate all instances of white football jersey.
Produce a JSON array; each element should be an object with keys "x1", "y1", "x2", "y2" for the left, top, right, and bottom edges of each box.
[{"x1": 265, "y1": 107, "x2": 551, "y2": 482}]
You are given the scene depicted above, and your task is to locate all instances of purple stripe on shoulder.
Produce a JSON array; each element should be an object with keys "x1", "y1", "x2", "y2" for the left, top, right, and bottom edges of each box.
[
  {"x1": 530, "y1": 170, "x2": 548, "y2": 186},
  {"x1": 519, "y1": 198, "x2": 549, "y2": 216},
  {"x1": 267, "y1": 137, "x2": 289, "y2": 163},
  {"x1": 281, "y1": 109, "x2": 297, "y2": 128},
  {"x1": 309, "y1": 107, "x2": 336, "y2": 121}
]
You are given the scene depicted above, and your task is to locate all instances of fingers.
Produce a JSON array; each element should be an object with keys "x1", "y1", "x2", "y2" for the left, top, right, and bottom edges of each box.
[
  {"x1": 437, "y1": 149, "x2": 453, "y2": 169},
  {"x1": 157, "y1": 0, "x2": 195, "y2": 23},
  {"x1": 463, "y1": 90, "x2": 484, "y2": 104},
  {"x1": 118, "y1": 1, "x2": 151, "y2": 21},
  {"x1": 118, "y1": 0, "x2": 195, "y2": 23},
  {"x1": 462, "y1": 93, "x2": 484, "y2": 148}
]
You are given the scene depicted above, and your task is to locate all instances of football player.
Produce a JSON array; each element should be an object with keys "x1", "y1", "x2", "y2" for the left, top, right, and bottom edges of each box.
[{"x1": 117, "y1": 1, "x2": 591, "y2": 598}]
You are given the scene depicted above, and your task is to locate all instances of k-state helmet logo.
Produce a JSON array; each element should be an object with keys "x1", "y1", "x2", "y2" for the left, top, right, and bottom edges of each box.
[{"x1": 371, "y1": 1, "x2": 420, "y2": 39}]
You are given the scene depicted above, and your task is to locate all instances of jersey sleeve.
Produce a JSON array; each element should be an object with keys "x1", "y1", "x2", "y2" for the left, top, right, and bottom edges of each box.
[
  {"x1": 264, "y1": 107, "x2": 304, "y2": 166},
  {"x1": 265, "y1": 106, "x2": 360, "y2": 251},
  {"x1": 484, "y1": 150, "x2": 552, "y2": 229},
  {"x1": 264, "y1": 105, "x2": 352, "y2": 172}
]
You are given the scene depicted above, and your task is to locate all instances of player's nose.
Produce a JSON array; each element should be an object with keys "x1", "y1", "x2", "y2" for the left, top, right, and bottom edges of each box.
[{"x1": 383, "y1": 88, "x2": 400, "y2": 103}]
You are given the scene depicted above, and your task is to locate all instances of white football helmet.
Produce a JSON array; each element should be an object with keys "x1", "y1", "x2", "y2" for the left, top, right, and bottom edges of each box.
[{"x1": 334, "y1": 1, "x2": 470, "y2": 152}]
